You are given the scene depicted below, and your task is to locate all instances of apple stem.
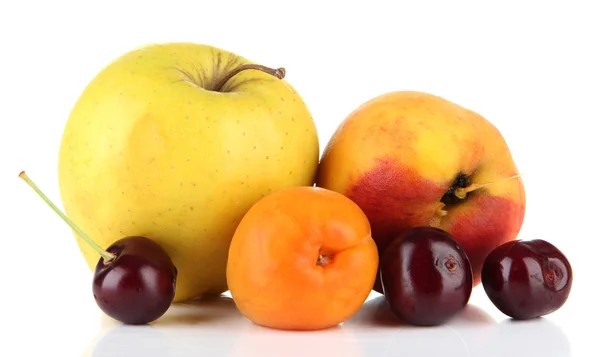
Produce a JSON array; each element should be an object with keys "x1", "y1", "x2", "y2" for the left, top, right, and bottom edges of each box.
[
  {"x1": 18, "y1": 171, "x2": 116, "y2": 263},
  {"x1": 455, "y1": 173, "x2": 523, "y2": 199},
  {"x1": 213, "y1": 64, "x2": 286, "y2": 92}
]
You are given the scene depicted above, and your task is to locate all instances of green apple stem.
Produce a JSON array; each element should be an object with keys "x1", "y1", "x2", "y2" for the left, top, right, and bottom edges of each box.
[
  {"x1": 454, "y1": 173, "x2": 523, "y2": 199},
  {"x1": 213, "y1": 64, "x2": 286, "y2": 92},
  {"x1": 18, "y1": 171, "x2": 116, "y2": 263}
]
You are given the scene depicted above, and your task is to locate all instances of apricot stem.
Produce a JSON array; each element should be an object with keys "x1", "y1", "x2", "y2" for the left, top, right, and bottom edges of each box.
[
  {"x1": 455, "y1": 174, "x2": 523, "y2": 199},
  {"x1": 213, "y1": 64, "x2": 286, "y2": 92},
  {"x1": 317, "y1": 254, "x2": 333, "y2": 267},
  {"x1": 18, "y1": 171, "x2": 116, "y2": 263}
]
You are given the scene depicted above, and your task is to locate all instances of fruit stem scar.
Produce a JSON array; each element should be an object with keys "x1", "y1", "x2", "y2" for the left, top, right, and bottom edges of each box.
[
  {"x1": 454, "y1": 173, "x2": 523, "y2": 199},
  {"x1": 213, "y1": 64, "x2": 286, "y2": 92},
  {"x1": 316, "y1": 254, "x2": 333, "y2": 267},
  {"x1": 18, "y1": 171, "x2": 117, "y2": 263},
  {"x1": 445, "y1": 258, "x2": 457, "y2": 272}
]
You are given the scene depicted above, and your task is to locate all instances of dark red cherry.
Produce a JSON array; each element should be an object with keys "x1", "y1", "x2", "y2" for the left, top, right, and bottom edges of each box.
[
  {"x1": 93, "y1": 236, "x2": 177, "y2": 325},
  {"x1": 18, "y1": 171, "x2": 177, "y2": 325},
  {"x1": 380, "y1": 226, "x2": 473, "y2": 326},
  {"x1": 481, "y1": 239, "x2": 572, "y2": 320}
]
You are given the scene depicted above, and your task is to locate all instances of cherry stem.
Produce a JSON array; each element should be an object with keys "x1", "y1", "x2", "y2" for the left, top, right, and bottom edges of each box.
[
  {"x1": 18, "y1": 171, "x2": 116, "y2": 263},
  {"x1": 213, "y1": 64, "x2": 286, "y2": 92},
  {"x1": 455, "y1": 173, "x2": 523, "y2": 199}
]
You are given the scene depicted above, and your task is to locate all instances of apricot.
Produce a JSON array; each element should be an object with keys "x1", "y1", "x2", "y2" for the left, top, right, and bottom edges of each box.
[{"x1": 226, "y1": 186, "x2": 379, "y2": 331}]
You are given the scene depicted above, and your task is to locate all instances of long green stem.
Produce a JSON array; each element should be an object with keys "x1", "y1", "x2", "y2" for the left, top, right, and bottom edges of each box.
[{"x1": 19, "y1": 171, "x2": 116, "y2": 262}]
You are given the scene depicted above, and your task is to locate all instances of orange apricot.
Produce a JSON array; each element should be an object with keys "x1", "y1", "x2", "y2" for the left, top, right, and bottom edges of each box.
[{"x1": 226, "y1": 186, "x2": 379, "y2": 331}]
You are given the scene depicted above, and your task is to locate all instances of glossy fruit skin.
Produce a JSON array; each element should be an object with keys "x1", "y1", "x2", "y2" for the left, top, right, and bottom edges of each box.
[
  {"x1": 380, "y1": 226, "x2": 473, "y2": 326},
  {"x1": 93, "y1": 236, "x2": 177, "y2": 325},
  {"x1": 481, "y1": 239, "x2": 572, "y2": 320},
  {"x1": 226, "y1": 186, "x2": 379, "y2": 331}
]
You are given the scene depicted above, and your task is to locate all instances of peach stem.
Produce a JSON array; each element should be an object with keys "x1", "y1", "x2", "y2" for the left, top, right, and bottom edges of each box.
[
  {"x1": 454, "y1": 174, "x2": 523, "y2": 199},
  {"x1": 429, "y1": 202, "x2": 447, "y2": 228}
]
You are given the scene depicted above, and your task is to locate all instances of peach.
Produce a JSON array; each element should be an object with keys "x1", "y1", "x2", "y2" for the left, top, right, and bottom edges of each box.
[
  {"x1": 226, "y1": 186, "x2": 379, "y2": 330},
  {"x1": 316, "y1": 91, "x2": 526, "y2": 288}
]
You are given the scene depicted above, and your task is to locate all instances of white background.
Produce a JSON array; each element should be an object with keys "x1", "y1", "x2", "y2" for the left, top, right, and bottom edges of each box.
[{"x1": 1, "y1": 1, "x2": 599, "y2": 356}]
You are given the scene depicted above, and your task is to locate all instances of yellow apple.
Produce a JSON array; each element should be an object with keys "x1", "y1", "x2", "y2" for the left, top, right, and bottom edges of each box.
[{"x1": 58, "y1": 43, "x2": 320, "y2": 302}]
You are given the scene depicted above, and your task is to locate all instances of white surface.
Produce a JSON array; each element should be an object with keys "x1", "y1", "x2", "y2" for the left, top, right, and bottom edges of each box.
[
  {"x1": 1, "y1": 1, "x2": 598, "y2": 356},
  {"x1": 80, "y1": 290, "x2": 579, "y2": 357}
]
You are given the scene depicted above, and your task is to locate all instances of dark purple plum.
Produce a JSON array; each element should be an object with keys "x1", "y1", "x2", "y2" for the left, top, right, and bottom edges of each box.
[
  {"x1": 481, "y1": 239, "x2": 572, "y2": 320},
  {"x1": 380, "y1": 226, "x2": 473, "y2": 326}
]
